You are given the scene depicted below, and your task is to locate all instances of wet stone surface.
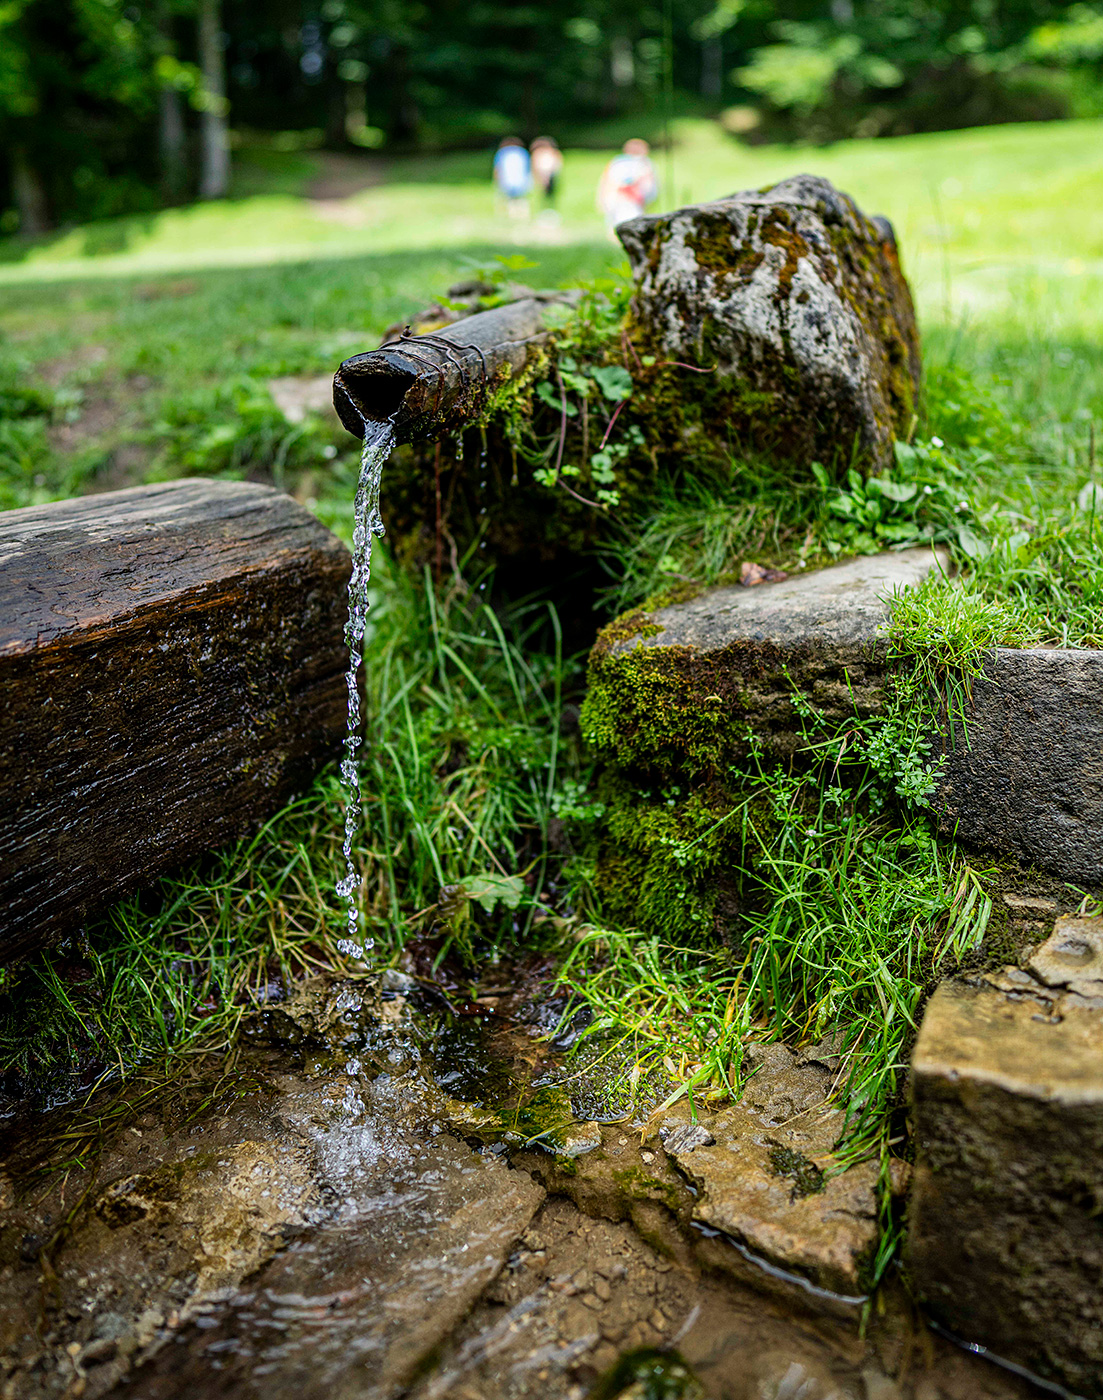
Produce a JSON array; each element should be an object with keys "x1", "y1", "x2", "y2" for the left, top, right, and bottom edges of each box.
[
  {"x1": 661, "y1": 1041, "x2": 879, "y2": 1302},
  {"x1": 0, "y1": 977, "x2": 1037, "y2": 1400}
]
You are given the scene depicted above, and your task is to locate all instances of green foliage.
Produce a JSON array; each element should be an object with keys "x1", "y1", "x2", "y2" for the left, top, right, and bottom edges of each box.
[
  {"x1": 346, "y1": 557, "x2": 582, "y2": 953},
  {"x1": 599, "y1": 442, "x2": 973, "y2": 615},
  {"x1": 731, "y1": 0, "x2": 1103, "y2": 140},
  {"x1": 0, "y1": 784, "x2": 356, "y2": 1102},
  {"x1": 886, "y1": 572, "x2": 1036, "y2": 689},
  {"x1": 487, "y1": 266, "x2": 644, "y2": 513},
  {"x1": 0, "y1": 344, "x2": 99, "y2": 508},
  {"x1": 151, "y1": 376, "x2": 341, "y2": 481},
  {"x1": 815, "y1": 448, "x2": 972, "y2": 558}
]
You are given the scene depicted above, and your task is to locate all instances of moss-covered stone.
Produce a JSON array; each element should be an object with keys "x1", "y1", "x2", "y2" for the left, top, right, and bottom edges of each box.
[
  {"x1": 364, "y1": 176, "x2": 921, "y2": 590},
  {"x1": 580, "y1": 549, "x2": 945, "y2": 942},
  {"x1": 618, "y1": 173, "x2": 921, "y2": 473}
]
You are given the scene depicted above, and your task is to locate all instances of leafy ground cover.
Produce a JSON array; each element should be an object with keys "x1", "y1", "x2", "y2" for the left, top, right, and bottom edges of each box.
[{"x1": 1, "y1": 117, "x2": 1101, "y2": 1276}]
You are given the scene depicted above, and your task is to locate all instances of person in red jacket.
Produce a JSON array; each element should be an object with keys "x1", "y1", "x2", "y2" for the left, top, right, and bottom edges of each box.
[{"x1": 597, "y1": 138, "x2": 658, "y2": 233}]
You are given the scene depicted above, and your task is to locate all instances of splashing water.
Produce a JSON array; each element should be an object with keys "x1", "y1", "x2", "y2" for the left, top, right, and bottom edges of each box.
[{"x1": 335, "y1": 415, "x2": 397, "y2": 957}]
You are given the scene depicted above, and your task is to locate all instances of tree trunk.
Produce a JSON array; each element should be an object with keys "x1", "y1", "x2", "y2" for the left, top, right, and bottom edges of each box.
[
  {"x1": 159, "y1": 85, "x2": 188, "y2": 201},
  {"x1": 325, "y1": 66, "x2": 348, "y2": 149},
  {"x1": 197, "y1": 0, "x2": 230, "y2": 200},
  {"x1": 157, "y1": 2, "x2": 188, "y2": 202},
  {"x1": 701, "y1": 36, "x2": 723, "y2": 99},
  {"x1": 11, "y1": 146, "x2": 50, "y2": 235},
  {"x1": 385, "y1": 46, "x2": 419, "y2": 146},
  {"x1": 0, "y1": 480, "x2": 350, "y2": 961}
]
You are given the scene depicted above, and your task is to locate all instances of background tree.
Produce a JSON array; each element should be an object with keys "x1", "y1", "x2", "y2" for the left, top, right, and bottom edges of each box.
[
  {"x1": 2, "y1": 0, "x2": 1103, "y2": 233},
  {"x1": 197, "y1": 0, "x2": 230, "y2": 197}
]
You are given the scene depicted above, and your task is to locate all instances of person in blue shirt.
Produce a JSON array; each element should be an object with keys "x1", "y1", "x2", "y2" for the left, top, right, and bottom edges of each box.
[{"x1": 493, "y1": 137, "x2": 532, "y2": 219}]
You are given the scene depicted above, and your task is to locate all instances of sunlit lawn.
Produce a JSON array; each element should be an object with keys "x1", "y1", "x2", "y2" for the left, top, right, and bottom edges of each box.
[
  {"x1": 0, "y1": 116, "x2": 1100, "y2": 519},
  {"x1": 2, "y1": 116, "x2": 1103, "y2": 326}
]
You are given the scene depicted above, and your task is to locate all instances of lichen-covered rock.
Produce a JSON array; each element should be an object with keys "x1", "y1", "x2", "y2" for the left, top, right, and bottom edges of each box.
[
  {"x1": 618, "y1": 174, "x2": 921, "y2": 471},
  {"x1": 908, "y1": 976, "x2": 1103, "y2": 1398}
]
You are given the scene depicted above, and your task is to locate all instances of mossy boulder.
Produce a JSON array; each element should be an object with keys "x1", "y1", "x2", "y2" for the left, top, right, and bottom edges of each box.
[
  {"x1": 579, "y1": 550, "x2": 944, "y2": 939},
  {"x1": 617, "y1": 174, "x2": 921, "y2": 472},
  {"x1": 346, "y1": 179, "x2": 920, "y2": 592}
]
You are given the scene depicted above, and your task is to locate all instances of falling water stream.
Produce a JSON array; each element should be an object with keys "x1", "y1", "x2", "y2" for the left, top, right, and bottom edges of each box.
[{"x1": 335, "y1": 414, "x2": 397, "y2": 956}]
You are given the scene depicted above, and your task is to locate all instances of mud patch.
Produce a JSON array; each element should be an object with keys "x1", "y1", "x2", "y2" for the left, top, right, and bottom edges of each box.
[{"x1": 0, "y1": 979, "x2": 1038, "y2": 1400}]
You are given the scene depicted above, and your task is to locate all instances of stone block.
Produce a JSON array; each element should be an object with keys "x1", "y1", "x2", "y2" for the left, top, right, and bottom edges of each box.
[
  {"x1": 937, "y1": 647, "x2": 1103, "y2": 884},
  {"x1": 583, "y1": 547, "x2": 945, "y2": 780},
  {"x1": 907, "y1": 970, "x2": 1103, "y2": 1397},
  {"x1": 661, "y1": 1041, "x2": 878, "y2": 1301},
  {"x1": 0, "y1": 479, "x2": 350, "y2": 960},
  {"x1": 618, "y1": 173, "x2": 921, "y2": 471}
]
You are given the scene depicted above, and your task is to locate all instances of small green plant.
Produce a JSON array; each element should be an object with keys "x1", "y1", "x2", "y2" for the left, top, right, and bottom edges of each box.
[
  {"x1": 886, "y1": 570, "x2": 1036, "y2": 695},
  {"x1": 815, "y1": 443, "x2": 973, "y2": 558},
  {"x1": 150, "y1": 376, "x2": 342, "y2": 484}
]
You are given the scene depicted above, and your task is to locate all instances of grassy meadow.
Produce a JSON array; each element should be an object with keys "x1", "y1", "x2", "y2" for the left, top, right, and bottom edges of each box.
[{"x1": 1, "y1": 118, "x2": 1101, "y2": 1258}]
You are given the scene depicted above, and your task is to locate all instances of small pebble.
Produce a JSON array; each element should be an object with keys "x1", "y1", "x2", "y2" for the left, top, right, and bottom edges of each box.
[{"x1": 79, "y1": 1338, "x2": 117, "y2": 1366}]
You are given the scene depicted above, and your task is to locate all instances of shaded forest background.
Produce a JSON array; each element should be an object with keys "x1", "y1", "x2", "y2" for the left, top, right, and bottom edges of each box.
[{"x1": 4, "y1": 0, "x2": 1103, "y2": 232}]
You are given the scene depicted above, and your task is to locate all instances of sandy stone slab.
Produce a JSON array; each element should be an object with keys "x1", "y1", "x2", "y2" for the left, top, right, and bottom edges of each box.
[
  {"x1": 660, "y1": 1043, "x2": 878, "y2": 1300},
  {"x1": 908, "y1": 976, "x2": 1103, "y2": 1398}
]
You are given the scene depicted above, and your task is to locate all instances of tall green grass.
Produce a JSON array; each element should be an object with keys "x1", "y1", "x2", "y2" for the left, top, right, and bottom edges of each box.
[{"x1": 0, "y1": 555, "x2": 582, "y2": 1102}]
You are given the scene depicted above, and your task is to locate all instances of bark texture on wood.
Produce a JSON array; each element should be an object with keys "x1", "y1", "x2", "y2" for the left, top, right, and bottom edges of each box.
[
  {"x1": 0, "y1": 480, "x2": 351, "y2": 962},
  {"x1": 333, "y1": 294, "x2": 577, "y2": 444}
]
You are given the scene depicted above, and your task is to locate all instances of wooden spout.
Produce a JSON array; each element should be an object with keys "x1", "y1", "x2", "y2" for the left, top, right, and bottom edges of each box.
[{"x1": 332, "y1": 295, "x2": 573, "y2": 444}]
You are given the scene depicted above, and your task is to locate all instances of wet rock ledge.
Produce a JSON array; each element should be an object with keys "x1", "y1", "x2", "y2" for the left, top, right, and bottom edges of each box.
[{"x1": 0, "y1": 976, "x2": 1030, "y2": 1400}]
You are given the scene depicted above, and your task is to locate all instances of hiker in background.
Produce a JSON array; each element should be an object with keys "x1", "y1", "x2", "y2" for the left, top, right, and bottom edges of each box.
[
  {"x1": 597, "y1": 138, "x2": 658, "y2": 234},
  {"x1": 493, "y1": 136, "x2": 531, "y2": 219},
  {"x1": 530, "y1": 136, "x2": 563, "y2": 217}
]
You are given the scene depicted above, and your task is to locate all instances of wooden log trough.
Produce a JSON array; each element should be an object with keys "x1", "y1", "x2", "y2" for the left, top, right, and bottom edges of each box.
[{"x1": 0, "y1": 480, "x2": 351, "y2": 962}]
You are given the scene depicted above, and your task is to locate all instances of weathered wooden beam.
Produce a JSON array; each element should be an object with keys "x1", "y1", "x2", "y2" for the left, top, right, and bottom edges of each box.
[
  {"x1": 333, "y1": 294, "x2": 576, "y2": 445},
  {"x1": 0, "y1": 480, "x2": 351, "y2": 962}
]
